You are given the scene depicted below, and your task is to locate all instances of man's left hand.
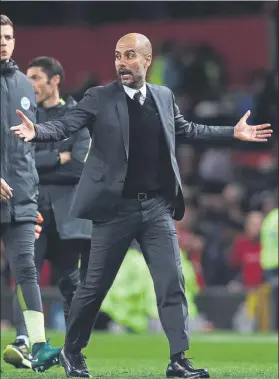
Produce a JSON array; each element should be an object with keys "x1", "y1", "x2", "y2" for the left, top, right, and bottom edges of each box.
[
  {"x1": 35, "y1": 211, "x2": 44, "y2": 240},
  {"x1": 234, "y1": 110, "x2": 272, "y2": 142}
]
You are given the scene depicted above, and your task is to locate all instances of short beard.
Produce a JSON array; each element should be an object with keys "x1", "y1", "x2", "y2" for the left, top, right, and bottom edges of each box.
[{"x1": 117, "y1": 72, "x2": 145, "y2": 89}]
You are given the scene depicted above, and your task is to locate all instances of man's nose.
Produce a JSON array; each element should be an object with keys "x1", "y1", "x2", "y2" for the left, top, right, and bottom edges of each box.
[
  {"x1": 118, "y1": 62, "x2": 128, "y2": 71},
  {"x1": 119, "y1": 57, "x2": 127, "y2": 65}
]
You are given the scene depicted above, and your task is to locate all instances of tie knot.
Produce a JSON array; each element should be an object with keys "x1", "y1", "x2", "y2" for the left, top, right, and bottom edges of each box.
[{"x1": 133, "y1": 91, "x2": 141, "y2": 103}]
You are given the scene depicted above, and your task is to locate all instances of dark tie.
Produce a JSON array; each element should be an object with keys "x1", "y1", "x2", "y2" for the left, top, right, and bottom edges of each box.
[{"x1": 133, "y1": 91, "x2": 141, "y2": 104}]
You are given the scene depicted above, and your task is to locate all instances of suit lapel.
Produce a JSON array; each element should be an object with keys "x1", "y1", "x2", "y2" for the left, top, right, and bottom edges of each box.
[
  {"x1": 147, "y1": 84, "x2": 170, "y2": 150},
  {"x1": 115, "y1": 83, "x2": 129, "y2": 159}
]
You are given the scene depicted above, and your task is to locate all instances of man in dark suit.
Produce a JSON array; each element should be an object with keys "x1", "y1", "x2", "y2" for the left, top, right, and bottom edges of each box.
[{"x1": 11, "y1": 33, "x2": 272, "y2": 379}]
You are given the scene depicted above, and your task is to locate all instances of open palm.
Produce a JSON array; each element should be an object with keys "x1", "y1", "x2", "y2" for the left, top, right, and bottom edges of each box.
[
  {"x1": 234, "y1": 110, "x2": 272, "y2": 142},
  {"x1": 10, "y1": 109, "x2": 36, "y2": 142}
]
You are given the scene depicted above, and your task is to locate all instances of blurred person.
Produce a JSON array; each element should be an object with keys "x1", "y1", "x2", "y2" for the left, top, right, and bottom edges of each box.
[
  {"x1": 0, "y1": 14, "x2": 61, "y2": 372},
  {"x1": 70, "y1": 72, "x2": 100, "y2": 102},
  {"x1": 176, "y1": 217, "x2": 205, "y2": 291},
  {"x1": 163, "y1": 42, "x2": 186, "y2": 93},
  {"x1": 11, "y1": 33, "x2": 272, "y2": 379},
  {"x1": 198, "y1": 187, "x2": 245, "y2": 287},
  {"x1": 177, "y1": 145, "x2": 200, "y2": 187},
  {"x1": 222, "y1": 182, "x2": 245, "y2": 226},
  {"x1": 260, "y1": 207, "x2": 278, "y2": 284},
  {"x1": 242, "y1": 69, "x2": 268, "y2": 116},
  {"x1": 148, "y1": 41, "x2": 172, "y2": 86},
  {"x1": 260, "y1": 191, "x2": 278, "y2": 217},
  {"x1": 228, "y1": 211, "x2": 264, "y2": 290},
  {"x1": 249, "y1": 190, "x2": 278, "y2": 217},
  {"x1": 9, "y1": 57, "x2": 92, "y2": 352},
  {"x1": 199, "y1": 194, "x2": 242, "y2": 287},
  {"x1": 198, "y1": 148, "x2": 233, "y2": 185},
  {"x1": 253, "y1": 70, "x2": 278, "y2": 141},
  {"x1": 181, "y1": 43, "x2": 227, "y2": 113}
]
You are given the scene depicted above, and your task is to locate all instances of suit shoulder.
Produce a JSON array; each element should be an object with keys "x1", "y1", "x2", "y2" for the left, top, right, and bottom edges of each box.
[
  {"x1": 84, "y1": 81, "x2": 116, "y2": 96},
  {"x1": 148, "y1": 83, "x2": 172, "y2": 95},
  {"x1": 84, "y1": 86, "x2": 101, "y2": 96}
]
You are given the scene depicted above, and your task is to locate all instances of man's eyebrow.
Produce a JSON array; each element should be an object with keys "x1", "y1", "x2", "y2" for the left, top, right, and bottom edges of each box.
[{"x1": 115, "y1": 49, "x2": 136, "y2": 54}]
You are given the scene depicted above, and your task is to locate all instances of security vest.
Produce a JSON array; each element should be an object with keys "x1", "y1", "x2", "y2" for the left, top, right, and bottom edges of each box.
[{"x1": 260, "y1": 208, "x2": 278, "y2": 270}]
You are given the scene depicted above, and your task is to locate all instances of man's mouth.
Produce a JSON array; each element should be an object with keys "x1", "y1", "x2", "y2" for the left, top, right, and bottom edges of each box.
[{"x1": 118, "y1": 69, "x2": 132, "y2": 80}]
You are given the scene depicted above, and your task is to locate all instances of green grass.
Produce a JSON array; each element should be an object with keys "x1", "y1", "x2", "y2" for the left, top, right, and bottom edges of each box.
[{"x1": 0, "y1": 330, "x2": 278, "y2": 379}]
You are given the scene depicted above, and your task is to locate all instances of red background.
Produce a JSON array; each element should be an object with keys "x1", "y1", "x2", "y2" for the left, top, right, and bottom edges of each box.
[{"x1": 14, "y1": 15, "x2": 269, "y2": 90}]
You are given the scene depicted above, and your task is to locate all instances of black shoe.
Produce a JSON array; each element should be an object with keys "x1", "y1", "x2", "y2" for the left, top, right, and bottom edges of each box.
[
  {"x1": 60, "y1": 348, "x2": 91, "y2": 378},
  {"x1": 166, "y1": 358, "x2": 210, "y2": 378}
]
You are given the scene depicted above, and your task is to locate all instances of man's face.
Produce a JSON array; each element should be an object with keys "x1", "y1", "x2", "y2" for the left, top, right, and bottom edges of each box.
[
  {"x1": 245, "y1": 212, "x2": 263, "y2": 239},
  {"x1": 115, "y1": 41, "x2": 151, "y2": 88},
  {"x1": 27, "y1": 66, "x2": 55, "y2": 104},
  {"x1": 0, "y1": 25, "x2": 15, "y2": 61}
]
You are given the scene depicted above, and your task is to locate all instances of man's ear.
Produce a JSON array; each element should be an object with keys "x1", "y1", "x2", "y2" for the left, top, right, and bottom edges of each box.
[
  {"x1": 51, "y1": 74, "x2": 60, "y2": 87},
  {"x1": 145, "y1": 54, "x2": 152, "y2": 68}
]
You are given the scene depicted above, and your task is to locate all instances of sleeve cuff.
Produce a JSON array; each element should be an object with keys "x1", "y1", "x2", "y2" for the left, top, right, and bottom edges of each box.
[
  {"x1": 33, "y1": 124, "x2": 38, "y2": 140},
  {"x1": 32, "y1": 124, "x2": 38, "y2": 142}
]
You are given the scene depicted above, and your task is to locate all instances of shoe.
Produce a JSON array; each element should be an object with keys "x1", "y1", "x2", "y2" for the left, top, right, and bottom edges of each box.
[
  {"x1": 31, "y1": 342, "x2": 62, "y2": 372},
  {"x1": 3, "y1": 339, "x2": 32, "y2": 369},
  {"x1": 60, "y1": 348, "x2": 91, "y2": 378},
  {"x1": 166, "y1": 358, "x2": 210, "y2": 378}
]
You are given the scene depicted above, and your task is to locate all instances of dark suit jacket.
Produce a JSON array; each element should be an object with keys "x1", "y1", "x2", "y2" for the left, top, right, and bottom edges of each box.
[{"x1": 33, "y1": 80, "x2": 234, "y2": 222}]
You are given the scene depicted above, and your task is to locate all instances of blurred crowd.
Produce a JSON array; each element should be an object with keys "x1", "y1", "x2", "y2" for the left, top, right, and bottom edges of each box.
[
  {"x1": 149, "y1": 39, "x2": 278, "y2": 292},
  {"x1": 149, "y1": 40, "x2": 278, "y2": 141}
]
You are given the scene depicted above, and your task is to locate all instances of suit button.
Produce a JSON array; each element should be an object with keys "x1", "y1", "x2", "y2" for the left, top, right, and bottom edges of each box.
[
  {"x1": 124, "y1": 158, "x2": 128, "y2": 164},
  {"x1": 118, "y1": 179, "x2": 124, "y2": 183}
]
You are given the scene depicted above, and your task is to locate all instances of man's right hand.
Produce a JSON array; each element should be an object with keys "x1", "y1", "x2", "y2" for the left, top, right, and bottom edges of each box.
[
  {"x1": 0, "y1": 178, "x2": 13, "y2": 201},
  {"x1": 10, "y1": 109, "x2": 36, "y2": 142}
]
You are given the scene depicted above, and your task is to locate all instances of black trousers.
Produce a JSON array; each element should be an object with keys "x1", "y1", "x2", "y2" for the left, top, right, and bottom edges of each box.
[
  {"x1": 13, "y1": 209, "x2": 90, "y2": 336},
  {"x1": 65, "y1": 196, "x2": 189, "y2": 357}
]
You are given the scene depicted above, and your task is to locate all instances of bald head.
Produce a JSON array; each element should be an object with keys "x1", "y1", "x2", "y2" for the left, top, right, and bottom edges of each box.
[
  {"x1": 115, "y1": 33, "x2": 152, "y2": 89},
  {"x1": 116, "y1": 33, "x2": 152, "y2": 57}
]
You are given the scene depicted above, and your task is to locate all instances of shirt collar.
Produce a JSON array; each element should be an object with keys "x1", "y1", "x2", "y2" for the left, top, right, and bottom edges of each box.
[{"x1": 123, "y1": 83, "x2": 147, "y2": 100}]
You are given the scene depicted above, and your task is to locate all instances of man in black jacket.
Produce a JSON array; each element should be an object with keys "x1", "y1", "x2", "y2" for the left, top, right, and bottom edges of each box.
[
  {"x1": 0, "y1": 14, "x2": 61, "y2": 372},
  {"x1": 11, "y1": 33, "x2": 272, "y2": 379},
  {"x1": 7, "y1": 56, "x2": 92, "y2": 365}
]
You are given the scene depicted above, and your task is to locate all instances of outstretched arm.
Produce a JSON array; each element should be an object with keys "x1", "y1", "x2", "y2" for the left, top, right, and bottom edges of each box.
[
  {"x1": 11, "y1": 88, "x2": 98, "y2": 142},
  {"x1": 173, "y1": 93, "x2": 272, "y2": 142}
]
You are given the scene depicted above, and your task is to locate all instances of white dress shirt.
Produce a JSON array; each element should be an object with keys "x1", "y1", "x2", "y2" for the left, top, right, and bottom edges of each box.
[{"x1": 123, "y1": 84, "x2": 147, "y2": 105}]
